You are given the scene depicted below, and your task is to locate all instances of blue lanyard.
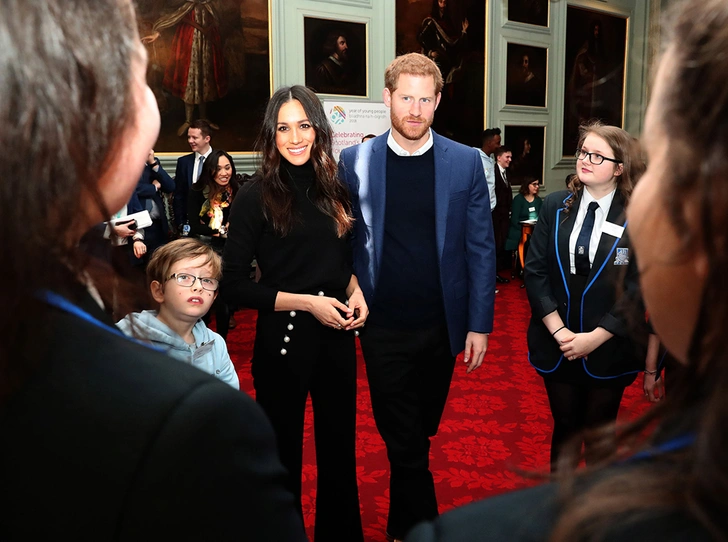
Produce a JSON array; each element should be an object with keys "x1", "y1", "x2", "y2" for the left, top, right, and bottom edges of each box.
[
  {"x1": 630, "y1": 433, "x2": 696, "y2": 461},
  {"x1": 38, "y1": 289, "x2": 163, "y2": 350}
]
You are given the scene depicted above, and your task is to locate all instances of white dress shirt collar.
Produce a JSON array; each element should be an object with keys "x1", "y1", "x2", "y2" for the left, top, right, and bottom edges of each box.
[{"x1": 387, "y1": 129, "x2": 434, "y2": 156}]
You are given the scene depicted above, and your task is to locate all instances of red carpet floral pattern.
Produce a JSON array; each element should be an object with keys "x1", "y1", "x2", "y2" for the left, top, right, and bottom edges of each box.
[{"x1": 223, "y1": 280, "x2": 651, "y2": 540}]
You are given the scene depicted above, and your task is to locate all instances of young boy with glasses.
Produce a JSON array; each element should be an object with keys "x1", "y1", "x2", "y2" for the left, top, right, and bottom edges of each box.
[{"x1": 117, "y1": 238, "x2": 239, "y2": 389}]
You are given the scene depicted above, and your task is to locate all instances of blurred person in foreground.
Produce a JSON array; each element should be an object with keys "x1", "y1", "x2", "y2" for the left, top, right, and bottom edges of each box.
[
  {"x1": 0, "y1": 0, "x2": 304, "y2": 539},
  {"x1": 405, "y1": 0, "x2": 728, "y2": 539}
]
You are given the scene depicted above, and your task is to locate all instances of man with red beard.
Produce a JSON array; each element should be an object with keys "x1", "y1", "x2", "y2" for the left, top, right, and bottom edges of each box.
[{"x1": 338, "y1": 53, "x2": 496, "y2": 542}]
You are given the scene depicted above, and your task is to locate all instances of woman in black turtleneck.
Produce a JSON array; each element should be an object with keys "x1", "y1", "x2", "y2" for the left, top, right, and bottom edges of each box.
[{"x1": 222, "y1": 85, "x2": 367, "y2": 541}]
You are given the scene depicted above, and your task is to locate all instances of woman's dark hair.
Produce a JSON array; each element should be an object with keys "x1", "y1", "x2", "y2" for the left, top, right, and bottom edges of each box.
[
  {"x1": 0, "y1": 0, "x2": 140, "y2": 400},
  {"x1": 519, "y1": 176, "x2": 538, "y2": 196},
  {"x1": 254, "y1": 85, "x2": 353, "y2": 238},
  {"x1": 563, "y1": 121, "x2": 645, "y2": 214},
  {"x1": 552, "y1": 1, "x2": 728, "y2": 539},
  {"x1": 192, "y1": 149, "x2": 240, "y2": 203}
]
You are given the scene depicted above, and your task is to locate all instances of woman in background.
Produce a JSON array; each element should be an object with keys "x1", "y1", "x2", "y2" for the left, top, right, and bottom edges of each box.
[
  {"x1": 0, "y1": 0, "x2": 304, "y2": 539},
  {"x1": 406, "y1": 1, "x2": 728, "y2": 539},
  {"x1": 505, "y1": 176, "x2": 542, "y2": 286},
  {"x1": 505, "y1": 175, "x2": 542, "y2": 252},
  {"x1": 222, "y1": 85, "x2": 366, "y2": 541},
  {"x1": 188, "y1": 149, "x2": 239, "y2": 337}
]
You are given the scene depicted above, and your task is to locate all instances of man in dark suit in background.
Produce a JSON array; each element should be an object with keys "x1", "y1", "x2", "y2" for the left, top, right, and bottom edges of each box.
[
  {"x1": 134, "y1": 149, "x2": 175, "y2": 258},
  {"x1": 173, "y1": 119, "x2": 212, "y2": 232},
  {"x1": 339, "y1": 53, "x2": 496, "y2": 542},
  {"x1": 493, "y1": 145, "x2": 513, "y2": 282}
]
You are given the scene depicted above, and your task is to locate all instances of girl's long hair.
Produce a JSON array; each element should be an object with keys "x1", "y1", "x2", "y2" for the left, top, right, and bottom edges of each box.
[
  {"x1": 1, "y1": 0, "x2": 141, "y2": 402},
  {"x1": 254, "y1": 85, "x2": 353, "y2": 238}
]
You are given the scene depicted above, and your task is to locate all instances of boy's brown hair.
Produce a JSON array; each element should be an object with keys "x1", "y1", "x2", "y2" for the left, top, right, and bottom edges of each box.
[{"x1": 146, "y1": 238, "x2": 222, "y2": 288}]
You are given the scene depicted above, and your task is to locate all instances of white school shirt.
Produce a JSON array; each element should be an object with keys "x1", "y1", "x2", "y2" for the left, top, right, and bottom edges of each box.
[{"x1": 568, "y1": 187, "x2": 616, "y2": 274}]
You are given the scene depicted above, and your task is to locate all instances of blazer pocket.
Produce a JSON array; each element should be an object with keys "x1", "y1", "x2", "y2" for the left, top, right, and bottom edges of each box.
[{"x1": 449, "y1": 189, "x2": 469, "y2": 201}]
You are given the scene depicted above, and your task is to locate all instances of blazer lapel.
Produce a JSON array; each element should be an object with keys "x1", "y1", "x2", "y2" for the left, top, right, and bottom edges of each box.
[
  {"x1": 369, "y1": 135, "x2": 388, "y2": 279},
  {"x1": 433, "y1": 133, "x2": 451, "y2": 263},
  {"x1": 557, "y1": 192, "x2": 579, "y2": 281},
  {"x1": 587, "y1": 192, "x2": 627, "y2": 283}
]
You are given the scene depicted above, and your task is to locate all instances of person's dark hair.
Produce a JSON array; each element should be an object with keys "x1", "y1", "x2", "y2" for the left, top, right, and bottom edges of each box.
[
  {"x1": 189, "y1": 118, "x2": 212, "y2": 139},
  {"x1": 0, "y1": 0, "x2": 141, "y2": 400},
  {"x1": 192, "y1": 149, "x2": 240, "y2": 204},
  {"x1": 322, "y1": 30, "x2": 346, "y2": 57},
  {"x1": 552, "y1": 2, "x2": 728, "y2": 539},
  {"x1": 563, "y1": 121, "x2": 645, "y2": 214},
  {"x1": 255, "y1": 85, "x2": 353, "y2": 238},
  {"x1": 565, "y1": 173, "x2": 574, "y2": 189},
  {"x1": 494, "y1": 145, "x2": 512, "y2": 158},
  {"x1": 362, "y1": 134, "x2": 377, "y2": 142},
  {"x1": 430, "y1": 0, "x2": 450, "y2": 20},
  {"x1": 519, "y1": 176, "x2": 538, "y2": 196},
  {"x1": 482, "y1": 128, "x2": 501, "y2": 145}
]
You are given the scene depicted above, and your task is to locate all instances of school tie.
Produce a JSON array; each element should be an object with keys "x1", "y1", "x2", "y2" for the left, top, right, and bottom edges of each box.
[
  {"x1": 575, "y1": 201, "x2": 599, "y2": 276},
  {"x1": 196, "y1": 155, "x2": 205, "y2": 181}
]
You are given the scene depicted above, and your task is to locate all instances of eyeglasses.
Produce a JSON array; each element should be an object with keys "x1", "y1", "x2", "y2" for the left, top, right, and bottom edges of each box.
[
  {"x1": 168, "y1": 273, "x2": 219, "y2": 292},
  {"x1": 575, "y1": 149, "x2": 622, "y2": 166}
]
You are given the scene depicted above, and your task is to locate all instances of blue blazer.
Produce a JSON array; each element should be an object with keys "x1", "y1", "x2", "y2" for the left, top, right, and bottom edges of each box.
[
  {"x1": 135, "y1": 160, "x2": 175, "y2": 235},
  {"x1": 338, "y1": 131, "x2": 496, "y2": 356},
  {"x1": 173, "y1": 152, "x2": 195, "y2": 229}
]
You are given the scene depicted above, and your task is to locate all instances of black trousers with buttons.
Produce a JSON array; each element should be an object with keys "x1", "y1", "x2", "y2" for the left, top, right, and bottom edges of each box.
[{"x1": 251, "y1": 307, "x2": 363, "y2": 542}]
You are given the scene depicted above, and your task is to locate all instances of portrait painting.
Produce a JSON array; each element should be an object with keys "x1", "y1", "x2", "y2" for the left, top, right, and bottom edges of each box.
[
  {"x1": 507, "y1": 0, "x2": 548, "y2": 27},
  {"x1": 396, "y1": 0, "x2": 487, "y2": 146},
  {"x1": 505, "y1": 43, "x2": 547, "y2": 107},
  {"x1": 134, "y1": 0, "x2": 270, "y2": 152},
  {"x1": 504, "y1": 125, "x2": 545, "y2": 187},
  {"x1": 562, "y1": 6, "x2": 627, "y2": 156},
  {"x1": 304, "y1": 17, "x2": 367, "y2": 97}
]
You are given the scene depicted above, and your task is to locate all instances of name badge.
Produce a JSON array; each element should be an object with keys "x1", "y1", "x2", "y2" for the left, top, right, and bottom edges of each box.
[
  {"x1": 528, "y1": 207, "x2": 536, "y2": 212},
  {"x1": 602, "y1": 221, "x2": 625, "y2": 239},
  {"x1": 193, "y1": 340, "x2": 215, "y2": 361}
]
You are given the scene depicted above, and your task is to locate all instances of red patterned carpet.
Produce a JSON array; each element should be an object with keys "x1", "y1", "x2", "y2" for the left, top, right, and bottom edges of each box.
[{"x1": 223, "y1": 280, "x2": 650, "y2": 541}]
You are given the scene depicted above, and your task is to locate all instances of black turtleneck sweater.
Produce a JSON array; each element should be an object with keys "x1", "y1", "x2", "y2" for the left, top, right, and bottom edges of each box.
[{"x1": 221, "y1": 159, "x2": 352, "y2": 310}]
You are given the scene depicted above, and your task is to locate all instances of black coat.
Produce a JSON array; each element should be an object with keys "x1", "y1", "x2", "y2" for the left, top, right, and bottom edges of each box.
[
  {"x1": 524, "y1": 189, "x2": 648, "y2": 380},
  {"x1": 0, "y1": 283, "x2": 306, "y2": 541},
  {"x1": 405, "y1": 471, "x2": 712, "y2": 541},
  {"x1": 492, "y1": 166, "x2": 512, "y2": 249}
]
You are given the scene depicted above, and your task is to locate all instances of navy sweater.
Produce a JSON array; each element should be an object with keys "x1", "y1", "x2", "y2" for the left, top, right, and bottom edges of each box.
[{"x1": 369, "y1": 147, "x2": 445, "y2": 329}]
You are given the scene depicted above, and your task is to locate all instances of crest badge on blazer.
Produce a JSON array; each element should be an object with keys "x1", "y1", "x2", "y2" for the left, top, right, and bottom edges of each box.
[{"x1": 614, "y1": 247, "x2": 629, "y2": 265}]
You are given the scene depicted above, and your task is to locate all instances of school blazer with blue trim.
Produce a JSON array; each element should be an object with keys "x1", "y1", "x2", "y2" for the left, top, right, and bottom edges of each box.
[{"x1": 524, "y1": 189, "x2": 648, "y2": 379}]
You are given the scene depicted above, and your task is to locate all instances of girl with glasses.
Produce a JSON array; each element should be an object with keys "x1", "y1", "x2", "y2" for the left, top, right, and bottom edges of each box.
[{"x1": 524, "y1": 121, "x2": 654, "y2": 472}]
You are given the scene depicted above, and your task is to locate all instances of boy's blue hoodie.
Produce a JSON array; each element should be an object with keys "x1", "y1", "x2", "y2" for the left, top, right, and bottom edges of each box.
[{"x1": 117, "y1": 310, "x2": 239, "y2": 390}]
